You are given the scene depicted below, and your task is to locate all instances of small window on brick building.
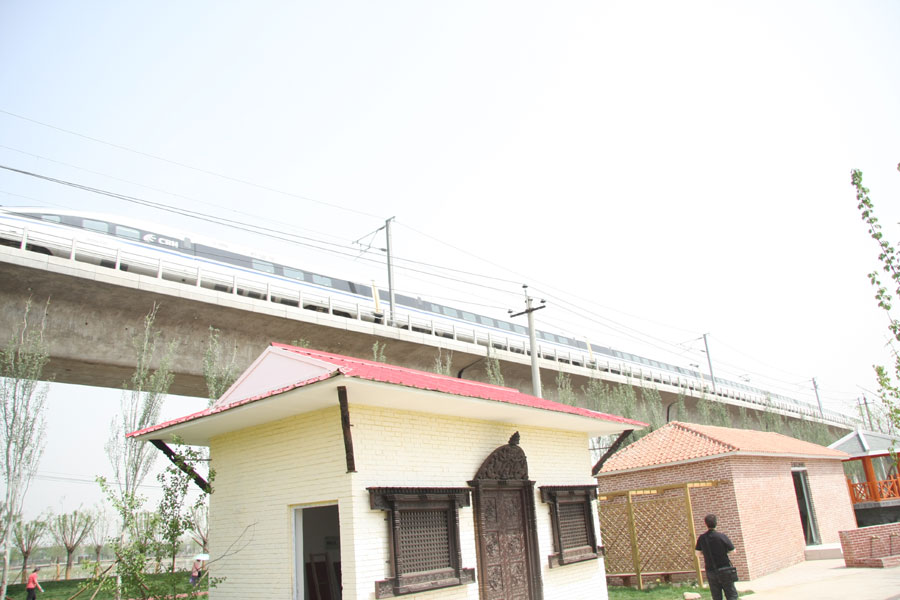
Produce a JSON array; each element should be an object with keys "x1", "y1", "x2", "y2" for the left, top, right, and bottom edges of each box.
[
  {"x1": 540, "y1": 485, "x2": 601, "y2": 567},
  {"x1": 368, "y1": 487, "x2": 475, "y2": 598}
]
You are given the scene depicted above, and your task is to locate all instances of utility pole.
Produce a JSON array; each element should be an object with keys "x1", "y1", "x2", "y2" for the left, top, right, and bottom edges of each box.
[
  {"x1": 812, "y1": 377, "x2": 824, "y2": 418},
  {"x1": 510, "y1": 285, "x2": 546, "y2": 398},
  {"x1": 384, "y1": 217, "x2": 397, "y2": 326},
  {"x1": 861, "y1": 394, "x2": 875, "y2": 430},
  {"x1": 702, "y1": 333, "x2": 717, "y2": 395}
]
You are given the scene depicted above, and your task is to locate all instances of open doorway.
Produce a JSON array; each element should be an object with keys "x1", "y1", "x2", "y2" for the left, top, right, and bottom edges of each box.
[
  {"x1": 294, "y1": 505, "x2": 341, "y2": 600},
  {"x1": 791, "y1": 467, "x2": 821, "y2": 546}
]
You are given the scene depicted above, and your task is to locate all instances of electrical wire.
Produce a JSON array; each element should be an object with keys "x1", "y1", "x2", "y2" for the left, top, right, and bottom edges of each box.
[
  {"x1": 0, "y1": 164, "x2": 527, "y2": 299},
  {"x1": 0, "y1": 108, "x2": 384, "y2": 219},
  {"x1": 0, "y1": 143, "x2": 358, "y2": 247}
]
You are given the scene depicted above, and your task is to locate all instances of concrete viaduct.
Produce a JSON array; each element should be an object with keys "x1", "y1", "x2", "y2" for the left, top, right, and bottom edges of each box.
[{"x1": 0, "y1": 244, "x2": 854, "y2": 431}]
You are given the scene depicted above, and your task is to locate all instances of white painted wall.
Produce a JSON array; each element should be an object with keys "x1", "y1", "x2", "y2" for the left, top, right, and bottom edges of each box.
[{"x1": 208, "y1": 400, "x2": 608, "y2": 600}]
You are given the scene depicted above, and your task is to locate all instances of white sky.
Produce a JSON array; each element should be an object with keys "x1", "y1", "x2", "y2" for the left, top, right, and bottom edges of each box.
[{"x1": 1, "y1": 1, "x2": 899, "y2": 519}]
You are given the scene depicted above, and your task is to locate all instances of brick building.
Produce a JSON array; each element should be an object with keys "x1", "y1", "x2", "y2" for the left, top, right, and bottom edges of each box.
[
  {"x1": 131, "y1": 343, "x2": 644, "y2": 600},
  {"x1": 595, "y1": 422, "x2": 855, "y2": 581}
]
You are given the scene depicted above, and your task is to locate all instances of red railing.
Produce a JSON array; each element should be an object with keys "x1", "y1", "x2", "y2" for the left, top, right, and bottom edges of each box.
[{"x1": 849, "y1": 478, "x2": 900, "y2": 504}]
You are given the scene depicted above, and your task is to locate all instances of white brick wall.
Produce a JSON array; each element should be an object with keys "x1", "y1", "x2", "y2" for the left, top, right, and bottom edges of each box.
[{"x1": 208, "y1": 402, "x2": 608, "y2": 600}]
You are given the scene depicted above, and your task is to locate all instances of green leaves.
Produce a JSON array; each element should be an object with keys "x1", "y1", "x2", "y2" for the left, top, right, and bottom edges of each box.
[{"x1": 852, "y1": 165, "x2": 900, "y2": 434}]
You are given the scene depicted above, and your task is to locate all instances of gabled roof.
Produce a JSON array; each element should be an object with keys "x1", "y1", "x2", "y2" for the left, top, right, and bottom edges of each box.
[
  {"x1": 130, "y1": 343, "x2": 646, "y2": 445},
  {"x1": 597, "y1": 421, "x2": 847, "y2": 475},
  {"x1": 829, "y1": 428, "x2": 900, "y2": 458}
]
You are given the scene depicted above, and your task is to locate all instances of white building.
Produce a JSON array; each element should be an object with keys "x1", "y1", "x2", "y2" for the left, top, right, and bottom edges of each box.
[{"x1": 132, "y1": 343, "x2": 643, "y2": 600}]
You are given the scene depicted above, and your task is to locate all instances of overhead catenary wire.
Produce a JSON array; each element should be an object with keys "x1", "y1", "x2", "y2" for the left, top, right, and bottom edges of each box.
[
  {"x1": 0, "y1": 164, "x2": 848, "y2": 409},
  {"x1": 0, "y1": 116, "x2": 868, "y2": 412},
  {"x1": 0, "y1": 143, "x2": 359, "y2": 247},
  {"x1": 0, "y1": 108, "x2": 384, "y2": 220},
  {"x1": 0, "y1": 164, "x2": 527, "y2": 300}
]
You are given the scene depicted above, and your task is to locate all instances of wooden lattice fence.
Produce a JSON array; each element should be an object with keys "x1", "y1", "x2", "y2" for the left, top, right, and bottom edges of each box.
[{"x1": 599, "y1": 481, "x2": 718, "y2": 589}]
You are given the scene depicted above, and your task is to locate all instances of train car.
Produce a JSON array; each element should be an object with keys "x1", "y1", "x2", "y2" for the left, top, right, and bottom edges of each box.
[{"x1": 0, "y1": 206, "x2": 848, "y2": 424}]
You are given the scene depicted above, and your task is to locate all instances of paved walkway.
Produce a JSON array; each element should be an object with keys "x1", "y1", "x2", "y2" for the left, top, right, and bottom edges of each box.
[{"x1": 735, "y1": 558, "x2": 900, "y2": 599}]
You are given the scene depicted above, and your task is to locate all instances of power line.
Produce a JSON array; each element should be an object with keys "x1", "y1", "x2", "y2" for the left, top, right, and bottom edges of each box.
[
  {"x1": 0, "y1": 108, "x2": 383, "y2": 219},
  {"x1": 0, "y1": 164, "x2": 526, "y2": 300},
  {"x1": 0, "y1": 143, "x2": 357, "y2": 247}
]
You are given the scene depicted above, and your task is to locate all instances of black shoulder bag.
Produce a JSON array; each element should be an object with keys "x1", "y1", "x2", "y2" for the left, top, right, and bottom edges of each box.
[{"x1": 701, "y1": 533, "x2": 738, "y2": 584}]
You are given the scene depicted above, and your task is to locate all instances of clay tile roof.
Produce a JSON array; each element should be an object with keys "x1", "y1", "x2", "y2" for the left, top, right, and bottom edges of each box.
[
  {"x1": 270, "y1": 344, "x2": 645, "y2": 425},
  {"x1": 597, "y1": 421, "x2": 848, "y2": 474},
  {"x1": 129, "y1": 343, "x2": 647, "y2": 441}
]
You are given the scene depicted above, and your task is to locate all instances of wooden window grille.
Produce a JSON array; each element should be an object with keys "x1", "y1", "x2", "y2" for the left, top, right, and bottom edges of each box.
[
  {"x1": 368, "y1": 487, "x2": 475, "y2": 598},
  {"x1": 540, "y1": 485, "x2": 601, "y2": 567}
]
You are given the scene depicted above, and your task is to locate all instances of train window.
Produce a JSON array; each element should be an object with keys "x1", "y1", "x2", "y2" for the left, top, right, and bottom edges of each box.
[
  {"x1": 251, "y1": 259, "x2": 275, "y2": 274},
  {"x1": 442, "y1": 306, "x2": 459, "y2": 318},
  {"x1": 283, "y1": 267, "x2": 305, "y2": 281},
  {"x1": 195, "y1": 244, "x2": 250, "y2": 268},
  {"x1": 557, "y1": 336, "x2": 572, "y2": 346},
  {"x1": 348, "y1": 282, "x2": 371, "y2": 297},
  {"x1": 512, "y1": 324, "x2": 527, "y2": 335},
  {"x1": 40, "y1": 215, "x2": 61, "y2": 223},
  {"x1": 395, "y1": 293, "x2": 417, "y2": 307},
  {"x1": 477, "y1": 315, "x2": 497, "y2": 327},
  {"x1": 497, "y1": 321, "x2": 512, "y2": 331},
  {"x1": 331, "y1": 279, "x2": 351, "y2": 292},
  {"x1": 83, "y1": 219, "x2": 109, "y2": 234},
  {"x1": 312, "y1": 274, "x2": 332, "y2": 287},
  {"x1": 114, "y1": 225, "x2": 140, "y2": 240},
  {"x1": 429, "y1": 303, "x2": 442, "y2": 314},
  {"x1": 461, "y1": 311, "x2": 477, "y2": 323}
]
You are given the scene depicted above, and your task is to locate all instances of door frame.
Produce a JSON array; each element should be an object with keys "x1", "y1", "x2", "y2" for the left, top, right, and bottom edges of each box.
[{"x1": 469, "y1": 432, "x2": 543, "y2": 600}]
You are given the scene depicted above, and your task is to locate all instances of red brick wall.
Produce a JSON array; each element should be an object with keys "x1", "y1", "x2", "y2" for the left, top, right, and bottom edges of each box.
[
  {"x1": 839, "y1": 522, "x2": 900, "y2": 566},
  {"x1": 597, "y1": 455, "x2": 855, "y2": 581}
]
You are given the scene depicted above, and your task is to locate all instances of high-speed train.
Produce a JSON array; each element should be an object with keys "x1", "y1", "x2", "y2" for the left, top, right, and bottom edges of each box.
[{"x1": 0, "y1": 206, "x2": 851, "y2": 424}]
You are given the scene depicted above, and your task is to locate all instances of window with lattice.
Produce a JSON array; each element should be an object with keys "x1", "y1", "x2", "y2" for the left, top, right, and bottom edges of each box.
[
  {"x1": 540, "y1": 485, "x2": 601, "y2": 567},
  {"x1": 368, "y1": 487, "x2": 475, "y2": 598}
]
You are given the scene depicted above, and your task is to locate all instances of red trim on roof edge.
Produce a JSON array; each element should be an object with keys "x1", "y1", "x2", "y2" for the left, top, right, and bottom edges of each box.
[{"x1": 129, "y1": 344, "x2": 646, "y2": 438}]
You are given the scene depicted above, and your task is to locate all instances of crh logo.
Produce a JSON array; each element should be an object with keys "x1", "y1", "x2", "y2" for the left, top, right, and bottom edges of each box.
[{"x1": 142, "y1": 233, "x2": 180, "y2": 248}]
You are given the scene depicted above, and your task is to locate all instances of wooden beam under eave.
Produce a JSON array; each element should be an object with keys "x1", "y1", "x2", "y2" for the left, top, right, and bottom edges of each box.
[
  {"x1": 592, "y1": 430, "x2": 633, "y2": 476},
  {"x1": 149, "y1": 439, "x2": 211, "y2": 494},
  {"x1": 338, "y1": 386, "x2": 357, "y2": 473}
]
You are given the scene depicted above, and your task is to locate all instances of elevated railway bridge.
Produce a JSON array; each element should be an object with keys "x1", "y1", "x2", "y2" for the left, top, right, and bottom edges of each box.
[{"x1": 0, "y1": 232, "x2": 857, "y2": 433}]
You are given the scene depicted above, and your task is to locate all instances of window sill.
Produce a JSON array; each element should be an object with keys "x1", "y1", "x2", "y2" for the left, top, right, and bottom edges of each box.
[
  {"x1": 375, "y1": 568, "x2": 476, "y2": 598},
  {"x1": 547, "y1": 546, "x2": 603, "y2": 568}
]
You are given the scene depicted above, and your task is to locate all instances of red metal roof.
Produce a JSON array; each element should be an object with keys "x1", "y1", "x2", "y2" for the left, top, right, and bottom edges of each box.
[
  {"x1": 130, "y1": 343, "x2": 646, "y2": 439},
  {"x1": 597, "y1": 421, "x2": 848, "y2": 474}
]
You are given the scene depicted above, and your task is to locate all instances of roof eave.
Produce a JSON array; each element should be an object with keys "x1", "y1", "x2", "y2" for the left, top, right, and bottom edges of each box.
[{"x1": 597, "y1": 449, "x2": 847, "y2": 476}]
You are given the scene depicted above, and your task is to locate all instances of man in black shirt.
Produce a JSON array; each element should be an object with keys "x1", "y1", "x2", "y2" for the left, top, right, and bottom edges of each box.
[{"x1": 695, "y1": 513, "x2": 738, "y2": 600}]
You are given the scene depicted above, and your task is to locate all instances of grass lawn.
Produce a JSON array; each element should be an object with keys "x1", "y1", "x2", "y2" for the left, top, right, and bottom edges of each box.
[
  {"x1": 4, "y1": 575, "x2": 207, "y2": 600},
  {"x1": 608, "y1": 583, "x2": 706, "y2": 599},
  {"x1": 608, "y1": 583, "x2": 754, "y2": 599}
]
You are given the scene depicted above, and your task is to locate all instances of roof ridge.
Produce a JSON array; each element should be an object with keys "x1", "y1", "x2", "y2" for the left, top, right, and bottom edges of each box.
[
  {"x1": 671, "y1": 421, "x2": 739, "y2": 452},
  {"x1": 274, "y1": 343, "x2": 520, "y2": 392}
]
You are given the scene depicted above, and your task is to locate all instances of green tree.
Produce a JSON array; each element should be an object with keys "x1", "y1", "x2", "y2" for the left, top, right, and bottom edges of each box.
[
  {"x1": 48, "y1": 509, "x2": 94, "y2": 580},
  {"x1": 556, "y1": 372, "x2": 576, "y2": 405},
  {"x1": 105, "y1": 303, "x2": 177, "y2": 504},
  {"x1": 102, "y1": 303, "x2": 177, "y2": 599},
  {"x1": 97, "y1": 454, "x2": 213, "y2": 600},
  {"x1": 432, "y1": 349, "x2": 452, "y2": 376},
  {"x1": 372, "y1": 341, "x2": 386, "y2": 363},
  {"x1": 203, "y1": 327, "x2": 239, "y2": 403},
  {"x1": 484, "y1": 351, "x2": 505, "y2": 387},
  {"x1": 12, "y1": 515, "x2": 47, "y2": 584},
  {"x1": 0, "y1": 298, "x2": 50, "y2": 600},
  {"x1": 853, "y1": 165, "x2": 900, "y2": 433}
]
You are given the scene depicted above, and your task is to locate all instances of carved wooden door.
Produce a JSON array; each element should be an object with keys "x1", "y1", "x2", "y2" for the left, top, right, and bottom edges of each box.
[
  {"x1": 480, "y1": 487, "x2": 531, "y2": 600},
  {"x1": 470, "y1": 433, "x2": 542, "y2": 600}
]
